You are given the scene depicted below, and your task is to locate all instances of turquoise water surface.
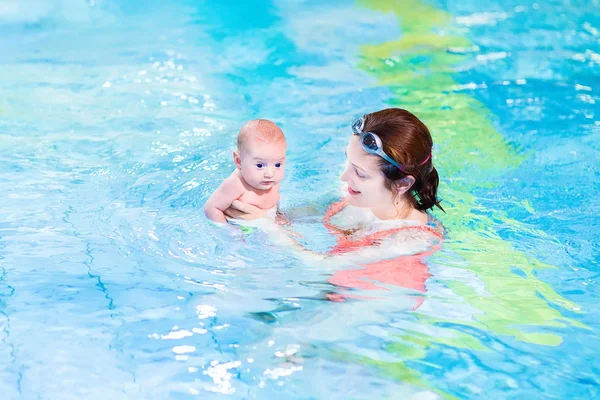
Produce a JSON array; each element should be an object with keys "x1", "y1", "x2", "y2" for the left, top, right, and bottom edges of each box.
[{"x1": 0, "y1": 0, "x2": 599, "y2": 399}]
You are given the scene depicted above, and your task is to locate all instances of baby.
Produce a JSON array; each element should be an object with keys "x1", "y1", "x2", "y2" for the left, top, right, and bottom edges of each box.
[{"x1": 204, "y1": 119, "x2": 286, "y2": 223}]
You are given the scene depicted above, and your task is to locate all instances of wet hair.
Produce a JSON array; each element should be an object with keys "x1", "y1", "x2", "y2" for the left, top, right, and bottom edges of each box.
[
  {"x1": 237, "y1": 119, "x2": 285, "y2": 152},
  {"x1": 362, "y1": 108, "x2": 444, "y2": 212}
]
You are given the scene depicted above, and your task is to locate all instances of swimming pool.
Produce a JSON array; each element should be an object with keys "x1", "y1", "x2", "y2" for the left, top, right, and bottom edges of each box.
[{"x1": 0, "y1": 0, "x2": 599, "y2": 398}]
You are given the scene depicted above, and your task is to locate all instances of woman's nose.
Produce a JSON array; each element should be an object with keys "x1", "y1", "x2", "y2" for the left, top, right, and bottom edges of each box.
[{"x1": 340, "y1": 165, "x2": 350, "y2": 182}]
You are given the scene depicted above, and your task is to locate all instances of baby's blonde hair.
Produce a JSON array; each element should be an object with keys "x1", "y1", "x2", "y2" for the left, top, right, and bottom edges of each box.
[{"x1": 237, "y1": 119, "x2": 285, "y2": 152}]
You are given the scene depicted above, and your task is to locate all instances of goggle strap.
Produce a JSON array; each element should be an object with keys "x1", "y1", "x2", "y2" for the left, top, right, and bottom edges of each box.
[{"x1": 418, "y1": 153, "x2": 431, "y2": 166}]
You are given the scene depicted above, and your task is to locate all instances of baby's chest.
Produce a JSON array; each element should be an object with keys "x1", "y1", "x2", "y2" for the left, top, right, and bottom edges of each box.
[{"x1": 238, "y1": 190, "x2": 279, "y2": 209}]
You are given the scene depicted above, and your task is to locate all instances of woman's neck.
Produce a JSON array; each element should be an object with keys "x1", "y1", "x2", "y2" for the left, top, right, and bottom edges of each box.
[{"x1": 370, "y1": 197, "x2": 427, "y2": 223}]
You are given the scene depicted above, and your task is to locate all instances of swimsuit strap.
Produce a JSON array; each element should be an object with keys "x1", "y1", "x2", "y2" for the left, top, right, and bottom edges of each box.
[
  {"x1": 322, "y1": 199, "x2": 349, "y2": 234},
  {"x1": 323, "y1": 200, "x2": 443, "y2": 254}
]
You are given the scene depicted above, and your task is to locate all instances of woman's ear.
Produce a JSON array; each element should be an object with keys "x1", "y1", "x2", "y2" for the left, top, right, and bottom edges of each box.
[
  {"x1": 394, "y1": 175, "x2": 415, "y2": 195},
  {"x1": 233, "y1": 151, "x2": 242, "y2": 170}
]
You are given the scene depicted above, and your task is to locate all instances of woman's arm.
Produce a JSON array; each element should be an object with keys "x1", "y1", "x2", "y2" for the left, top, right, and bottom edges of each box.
[
  {"x1": 223, "y1": 200, "x2": 328, "y2": 261},
  {"x1": 223, "y1": 200, "x2": 439, "y2": 265}
]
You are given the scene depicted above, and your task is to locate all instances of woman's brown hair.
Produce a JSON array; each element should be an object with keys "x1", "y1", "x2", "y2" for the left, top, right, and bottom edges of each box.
[{"x1": 362, "y1": 108, "x2": 444, "y2": 212}]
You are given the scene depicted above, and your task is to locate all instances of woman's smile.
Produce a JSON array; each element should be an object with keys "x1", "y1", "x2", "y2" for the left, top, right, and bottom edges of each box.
[{"x1": 347, "y1": 186, "x2": 361, "y2": 195}]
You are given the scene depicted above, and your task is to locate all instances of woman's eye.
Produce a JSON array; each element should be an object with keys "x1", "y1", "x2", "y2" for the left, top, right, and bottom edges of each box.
[
  {"x1": 256, "y1": 163, "x2": 263, "y2": 169},
  {"x1": 275, "y1": 163, "x2": 282, "y2": 168}
]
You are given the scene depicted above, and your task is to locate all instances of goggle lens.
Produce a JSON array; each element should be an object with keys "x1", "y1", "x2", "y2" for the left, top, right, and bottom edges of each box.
[{"x1": 361, "y1": 133, "x2": 379, "y2": 152}]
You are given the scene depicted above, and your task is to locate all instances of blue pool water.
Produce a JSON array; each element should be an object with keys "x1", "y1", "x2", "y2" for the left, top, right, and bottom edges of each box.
[{"x1": 1, "y1": 0, "x2": 599, "y2": 399}]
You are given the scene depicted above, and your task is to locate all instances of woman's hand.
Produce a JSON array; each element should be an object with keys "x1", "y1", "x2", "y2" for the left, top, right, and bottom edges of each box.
[{"x1": 224, "y1": 200, "x2": 264, "y2": 221}]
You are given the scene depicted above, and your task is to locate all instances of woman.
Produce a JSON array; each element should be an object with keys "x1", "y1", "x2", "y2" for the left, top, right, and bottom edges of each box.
[{"x1": 225, "y1": 108, "x2": 444, "y2": 306}]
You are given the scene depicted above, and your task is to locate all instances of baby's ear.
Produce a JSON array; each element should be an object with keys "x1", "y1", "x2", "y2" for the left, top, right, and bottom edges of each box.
[{"x1": 233, "y1": 151, "x2": 242, "y2": 169}]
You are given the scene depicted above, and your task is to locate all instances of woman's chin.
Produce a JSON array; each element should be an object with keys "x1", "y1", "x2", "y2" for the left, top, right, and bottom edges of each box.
[{"x1": 344, "y1": 193, "x2": 361, "y2": 206}]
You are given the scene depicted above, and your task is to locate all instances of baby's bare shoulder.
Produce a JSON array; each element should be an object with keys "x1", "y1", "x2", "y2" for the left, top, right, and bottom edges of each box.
[
  {"x1": 222, "y1": 170, "x2": 245, "y2": 188},
  {"x1": 214, "y1": 170, "x2": 246, "y2": 198}
]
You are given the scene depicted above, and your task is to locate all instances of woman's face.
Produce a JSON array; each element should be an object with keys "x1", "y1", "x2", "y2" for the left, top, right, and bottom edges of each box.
[{"x1": 340, "y1": 135, "x2": 395, "y2": 209}]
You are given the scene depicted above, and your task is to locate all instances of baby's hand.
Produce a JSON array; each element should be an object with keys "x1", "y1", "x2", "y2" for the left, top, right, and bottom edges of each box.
[{"x1": 224, "y1": 200, "x2": 264, "y2": 221}]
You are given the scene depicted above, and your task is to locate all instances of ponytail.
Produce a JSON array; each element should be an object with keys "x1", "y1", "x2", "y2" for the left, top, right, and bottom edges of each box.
[{"x1": 414, "y1": 166, "x2": 444, "y2": 212}]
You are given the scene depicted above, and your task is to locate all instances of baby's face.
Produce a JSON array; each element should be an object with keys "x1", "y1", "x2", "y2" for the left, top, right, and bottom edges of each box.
[{"x1": 236, "y1": 137, "x2": 286, "y2": 191}]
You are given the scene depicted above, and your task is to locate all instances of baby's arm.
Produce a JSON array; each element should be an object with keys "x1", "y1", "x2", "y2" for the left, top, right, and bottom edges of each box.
[{"x1": 204, "y1": 174, "x2": 245, "y2": 223}]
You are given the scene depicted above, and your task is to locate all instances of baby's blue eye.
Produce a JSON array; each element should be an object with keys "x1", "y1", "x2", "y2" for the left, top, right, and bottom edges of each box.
[
  {"x1": 275, "y1": 163, "x2": 282, "y2": 168},
  {"x1": 256, "y1": 163, "x2": 263, "y2": 169}
]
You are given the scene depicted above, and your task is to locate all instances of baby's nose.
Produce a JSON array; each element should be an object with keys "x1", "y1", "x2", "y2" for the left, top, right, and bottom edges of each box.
[{"x1": 264, "y1": 167, "x2": 274, "y2": 177}]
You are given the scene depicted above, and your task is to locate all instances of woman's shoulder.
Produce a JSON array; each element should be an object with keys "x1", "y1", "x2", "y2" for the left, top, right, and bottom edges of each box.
[
  {"x1": 326, "y1": 200, "x2": 444, "y2": 234},
  {"x1": 322, "y1": 200, "x2": 443, "y2": 258},
  {"x1": 361, "y1": 209, "x2": 445, "y2": 252}
]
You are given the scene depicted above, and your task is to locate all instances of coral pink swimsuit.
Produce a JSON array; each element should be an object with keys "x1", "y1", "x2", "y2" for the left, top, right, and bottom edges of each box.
[{"x1": 323, "y1": 200, "x2": 443, "y2": 308}]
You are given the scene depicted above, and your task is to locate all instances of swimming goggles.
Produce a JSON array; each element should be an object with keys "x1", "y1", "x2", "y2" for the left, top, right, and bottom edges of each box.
[{"x1": 351, "y1": 116, "x2": 431, "y2": 172}]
